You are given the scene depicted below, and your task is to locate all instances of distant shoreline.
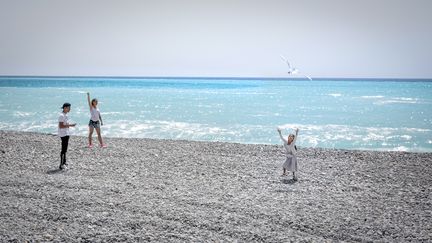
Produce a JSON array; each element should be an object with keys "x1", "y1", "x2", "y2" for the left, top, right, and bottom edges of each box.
[{"x1": 1, "y1": 75, "x2": 431, "y2": 82}]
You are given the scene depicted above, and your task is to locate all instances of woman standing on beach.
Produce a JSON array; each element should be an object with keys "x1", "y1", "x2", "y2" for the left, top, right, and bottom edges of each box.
[
  {"x1": 58, "y1": 103, "x2": 76, "y2": 170},
  {"x1": 277, "y1": 127, "x2": 299, "y2": 180},
  {"x1": 87, "y1": 92, "x2": 106, "y2": 148}
]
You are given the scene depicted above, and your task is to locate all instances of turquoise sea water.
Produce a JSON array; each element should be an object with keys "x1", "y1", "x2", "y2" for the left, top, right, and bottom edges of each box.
[{"x1": 1, "y1": 77, "x2": 431, "y2": 152}]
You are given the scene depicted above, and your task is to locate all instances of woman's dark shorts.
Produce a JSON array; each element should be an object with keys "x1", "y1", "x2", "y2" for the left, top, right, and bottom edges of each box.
[{"x1": 88, "y1": 120, "x2": 100, "y2": 128}]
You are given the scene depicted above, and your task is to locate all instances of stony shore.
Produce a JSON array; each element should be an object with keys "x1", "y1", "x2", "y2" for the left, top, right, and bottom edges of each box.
[{"x1": 0, "y1": 130, "x2": 431, "y2": 242}]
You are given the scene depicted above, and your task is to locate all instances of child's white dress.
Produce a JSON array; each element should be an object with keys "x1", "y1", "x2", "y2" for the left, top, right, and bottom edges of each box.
[{"x1": 279, "y1": 132, "x2": 298, "y2": 172}]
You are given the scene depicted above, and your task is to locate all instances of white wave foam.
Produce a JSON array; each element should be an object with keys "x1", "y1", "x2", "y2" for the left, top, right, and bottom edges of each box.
[
  {"x1": 400, "y1": 97, "x2": 415, "y2": 101},
  {"x1": 275, "y1": 123, "x2": 431, "y2": 147},
  {"x1": 363, "y1": 133, "x2": 385, "y2": 141},
  {"x1": 404, "y1": 127, "x2": 431, "y2": 132},
  {"x1": 277, "y1": 124, "x2": 430, "y2": 134},
  {"x1": 376, "y1": 98, "x2": 419, "y2": 105},
  {"x1": 13, "y1": 111, "x2": 35, "y2": 117},
  {"x1": 71, "y1": 91, "x2": 87, "y2": 94},
  {"x1": 302, "y1": 136, "x2": 319, "y2": 146},
  {"x1": 328, "y1": 93, "x2": 342, "y2": 97},
  {"x1": 199, "y1": 91, "x2": 277, "y2": 95},
  {"x1": 2, "y1": 119, "x2": 431, "y2": 152},
  {"x1": 361, "y1": 95, "x2": 385, "y2": 99},
  {"x1": 389, "y1": 146, "x2": 409, "y2": 152},
  {"x1": 102, "y1": 111, "x2": 133, "y2": 115},
  {"x1": 101, "y1": 120, "x2": 239, "y2": 141},
  {"x1": 359, "y1": 95, "x2": 422, "y2": 105},
  {"x1": 400, "y1": 135, "x2": 412, "y2": 140}
]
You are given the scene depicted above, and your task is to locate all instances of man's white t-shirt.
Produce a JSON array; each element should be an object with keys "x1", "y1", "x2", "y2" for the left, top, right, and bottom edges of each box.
[{"x1": 58, "y1": 112, "x2": 70, "y2": 137}]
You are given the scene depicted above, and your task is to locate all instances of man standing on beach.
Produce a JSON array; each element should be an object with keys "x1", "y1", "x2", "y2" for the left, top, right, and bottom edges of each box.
[{"x1": 58, "y1": 103, "x2": 76, "y2": 170}]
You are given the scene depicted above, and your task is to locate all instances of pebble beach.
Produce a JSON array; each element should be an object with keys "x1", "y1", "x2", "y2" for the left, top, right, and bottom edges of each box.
[{"x1": 0, "y1": 130, "x2": 431, "y2": 242}]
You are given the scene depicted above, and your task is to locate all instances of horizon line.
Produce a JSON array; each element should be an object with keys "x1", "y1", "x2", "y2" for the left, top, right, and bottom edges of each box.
[{"x1": 0, "y1": 75, "x2": 431, "y2": 81}]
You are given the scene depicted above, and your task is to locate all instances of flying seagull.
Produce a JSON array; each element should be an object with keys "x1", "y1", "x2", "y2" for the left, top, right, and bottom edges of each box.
[{"x1": 280, "y1": 55, "x2": 312, "y2": 81}]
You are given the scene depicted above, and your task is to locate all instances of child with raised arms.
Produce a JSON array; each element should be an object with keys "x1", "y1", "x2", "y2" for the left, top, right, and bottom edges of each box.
[{"x1": 277, "y1": 127, "x2": 299, "y2": 180}]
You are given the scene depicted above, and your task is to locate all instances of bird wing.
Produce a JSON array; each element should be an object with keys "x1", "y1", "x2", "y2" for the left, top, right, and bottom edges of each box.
[
  {"x1": 296, "y1": 70, "x2": 312, "y2": 80},
  {"x1": 279, "y1": 54, "x2": 292, "y2": 69}
]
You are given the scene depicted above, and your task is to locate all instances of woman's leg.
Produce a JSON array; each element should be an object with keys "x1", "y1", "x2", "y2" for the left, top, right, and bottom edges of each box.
[
  {"x1": 95, "y1": 127, "x2": 104, "y2": 146},
  {"x1": 88, "y1": 126, "x2": 94, "y2": 145}
]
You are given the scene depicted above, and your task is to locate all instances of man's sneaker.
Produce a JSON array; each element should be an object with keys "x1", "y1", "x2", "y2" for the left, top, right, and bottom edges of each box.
[
  {"x1": 88, "y1": 144, "x2": 93, "y2": 148},
  {"x1": 101, "y1": 144, "x2": 107, "y2": 148}
]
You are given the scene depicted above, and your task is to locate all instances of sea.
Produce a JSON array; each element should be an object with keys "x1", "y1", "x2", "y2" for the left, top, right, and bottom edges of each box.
[{"x1": 1, "y1": 77, "x2": 431, "y2": 152}]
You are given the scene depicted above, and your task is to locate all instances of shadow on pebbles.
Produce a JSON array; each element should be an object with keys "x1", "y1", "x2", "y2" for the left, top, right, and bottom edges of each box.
[{"x1": 1, "y1": 131, "x2": 431, "y2": 242}]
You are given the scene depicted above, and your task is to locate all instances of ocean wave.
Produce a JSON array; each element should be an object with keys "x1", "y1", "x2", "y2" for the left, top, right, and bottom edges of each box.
[
  {"x1": 405, "y1": 127, "x2": 431, "y2": 132},
  {"x1": 102, "y1": 111, "x2": 136, "y2": 115},
  {"x1": 358, "y1": 146, "x2": 409, "y2": 152},
  {"x1": 101, "y1": 120, "x2": 239, "y2": 140},
  {"x1": 198, "y1": 90, "x2": 277, "y2": 95},
  {"x1": 275, "y1": 123, "x2": 430, "y2": 150},
  {"x1": 359, "y1": 95, "x2": 426, "y2": 105},
  {"x1": 13, "y1": 111, "x2": 36, "y2": 117},
  {"x1": 278, "y1": 123, "x2": 431, "y2": 133},
  {"x1": 400, "y1": 135, "x2": 412, "y2": 140},
  {"x1": 70, "y1": 90, "x2": 88, "y2": 94},
  {"x1": 361, "y1": 95, "x2": 385, "y2": 99},
  {"x1": 1, "y1": 120, "x2": 431, "y2": 152},
  {"x1": 328, "y1": 93, "x2": 342, "y2": 97},
  {"x1": 376, "y1": 97, "x2": 420, "y2": 105},
  {"x1": 368, "y1": 145, "x2": 432, "y2": 153}
]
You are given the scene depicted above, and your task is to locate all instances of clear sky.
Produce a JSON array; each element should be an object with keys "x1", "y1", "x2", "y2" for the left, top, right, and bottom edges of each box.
[{"x1": 1, "y1": 0, "x2": 431, "y2": 78}]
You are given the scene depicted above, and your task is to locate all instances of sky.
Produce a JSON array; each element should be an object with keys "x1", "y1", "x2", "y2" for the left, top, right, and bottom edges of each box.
[{"x1": 0, "y1": 0, "x2": 431, "y2": 78}]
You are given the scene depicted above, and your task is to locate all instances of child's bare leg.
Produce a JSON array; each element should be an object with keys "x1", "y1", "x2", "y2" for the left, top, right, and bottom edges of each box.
[{"x1": 88, "y1": 126, "x2": 94, "y2": 145}]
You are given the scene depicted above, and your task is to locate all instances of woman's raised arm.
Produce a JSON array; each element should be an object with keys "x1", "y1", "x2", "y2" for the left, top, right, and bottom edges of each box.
[{"x1": 87, "y1": 92, "x2": 92, "y2": 109}]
